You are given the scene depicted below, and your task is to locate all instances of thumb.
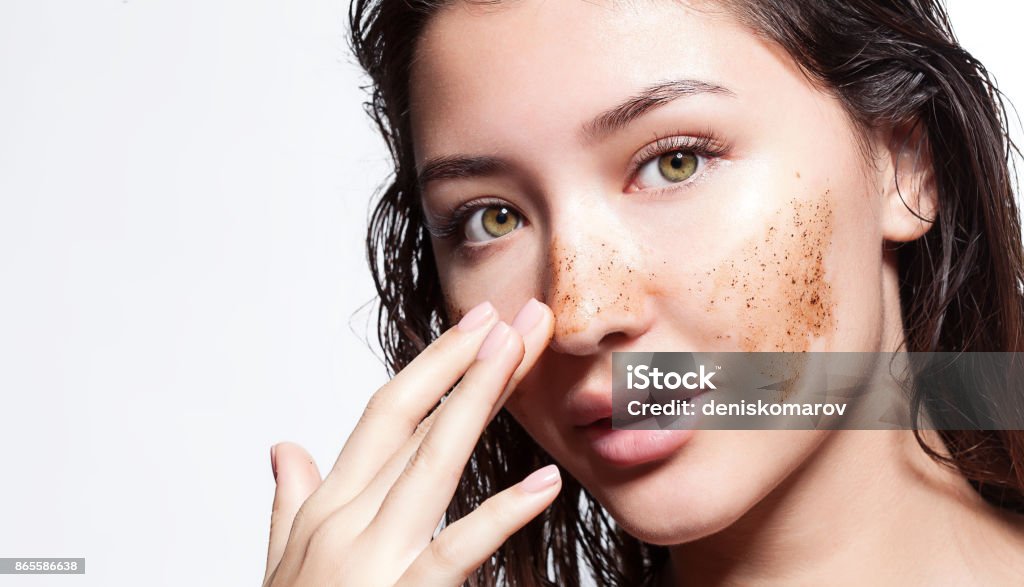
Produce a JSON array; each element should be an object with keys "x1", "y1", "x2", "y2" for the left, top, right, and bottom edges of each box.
[{"x1": 264, "y1": 441, "x2": 322, "y2": 584}]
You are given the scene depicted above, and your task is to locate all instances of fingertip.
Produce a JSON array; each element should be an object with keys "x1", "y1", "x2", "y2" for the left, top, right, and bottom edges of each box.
[
  {"x1": 512, "y1": 298, "x2": 555, "y2": 340},
  {"x1": 273, "y1": 441, "x2": 323, "y2": 484},
  {"x1": 265, "y1": 441, "x2": 321, "y2": 584},
  {"x1": 509, "y1": 305, "x2": 551, "y2": 375},
  {"x1": 475, "y1": 321, "x2": 514, "y2": 361},
  {"x1": 456, "y1": 300, "x2": 496, "y2": 332},
  {"x1": 519, "y1": 464, "x2": 561, "y2": 494}
]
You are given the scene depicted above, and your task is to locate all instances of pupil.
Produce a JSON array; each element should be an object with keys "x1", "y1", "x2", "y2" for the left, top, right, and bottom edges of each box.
[
  {"x1": 496, "y1": 208, "x2": 508, "y2": 224},
  {"x1": 671, "y1": 152, "x2": 685, "y2": 169}
]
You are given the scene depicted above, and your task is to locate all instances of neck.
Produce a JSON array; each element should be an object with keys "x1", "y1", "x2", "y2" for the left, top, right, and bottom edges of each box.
[{"x1": 665, "y1": 428, "x2": 1024, "y2": 586}]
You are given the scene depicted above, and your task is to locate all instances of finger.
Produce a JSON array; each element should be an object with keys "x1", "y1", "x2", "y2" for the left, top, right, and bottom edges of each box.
[
  {"x1": 322, "y1": 408, "x2": 440, "y2": 537},
  {"x1": 274, "y1": 302, "x2": 503, "y2": 575},
  {"x1": 327, "y1": 301, "x2": 499, "y2": 497},
  {"x1": 272, "y1": 415, "x2": 442, "y2": 586},
  {"x1": 488, "y1": 298, "x2": 553, "y2": 422},
  {"x1": 264, "y1": 442, "x2": 322, "y2": 583},
  {"x1": 397, "y1": 465, "x2": 562, "y2": 586},
  {"x1": 369, "y1": 321, "x2": 527, "y2": 543},
  {"x1": 316, "y1": 301, "x2": 551, "y2": 528}
]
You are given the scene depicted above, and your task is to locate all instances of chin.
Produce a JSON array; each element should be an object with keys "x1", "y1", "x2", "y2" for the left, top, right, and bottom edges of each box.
[
  {"x1": 587, "y1": 463, "x2": 756, "y2": 546},
  {"x1": 570, "y1": 430, "x2": 828, "y2": 546}
]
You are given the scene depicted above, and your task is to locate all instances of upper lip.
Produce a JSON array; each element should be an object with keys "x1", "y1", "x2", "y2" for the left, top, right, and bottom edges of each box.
[
  {"x1": 566, "y1": 376, "x2": 710, "y2": 428},
  {"x1": 566, "y1": 377, "x2": 645, "y2": 427},
  {"x1": 567, "y1": 390, "x2": 614, "y2": 428},
  {"x1": 562, "y1": 347, "x2": 713, "y2": 428}
]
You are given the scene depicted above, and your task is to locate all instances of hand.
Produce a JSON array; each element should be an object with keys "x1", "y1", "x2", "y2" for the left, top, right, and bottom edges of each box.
[{"x1": 262, "y1": 299, "x2": 559, "y2": 586}]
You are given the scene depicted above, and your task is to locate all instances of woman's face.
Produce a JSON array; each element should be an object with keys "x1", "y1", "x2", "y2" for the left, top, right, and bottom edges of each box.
[{"x1": 410, "y1": 0, "x2": 907, "y2": 544}]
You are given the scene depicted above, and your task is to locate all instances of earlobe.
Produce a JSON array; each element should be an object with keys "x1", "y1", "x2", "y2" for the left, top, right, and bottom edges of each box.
[{"x1": 880, "y1": 120, "x2": 938, "y2": 243}]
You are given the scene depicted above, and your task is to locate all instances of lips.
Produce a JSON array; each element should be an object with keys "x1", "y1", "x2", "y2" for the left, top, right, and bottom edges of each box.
[
  {"x1": 567, "y1": 385, "x2": 699, "y2": 467},
  {"x1": 582, "y1": 425, "x2": 695, "y2": 467},
  {"x1": 568, "y1": 394, "x2": 614, "y2": 428}
]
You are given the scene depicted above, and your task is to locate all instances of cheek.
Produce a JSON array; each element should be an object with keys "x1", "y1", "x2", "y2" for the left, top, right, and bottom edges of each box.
[
  {"x1": 706, "y1": 190, "x2": 838, "y2": 352},
  {"x1": 436, "y1": 236, "x2": 543, "y2": 326},
  {"x1": 640, "y1": 155, "x2": 881, "y2": 353}
]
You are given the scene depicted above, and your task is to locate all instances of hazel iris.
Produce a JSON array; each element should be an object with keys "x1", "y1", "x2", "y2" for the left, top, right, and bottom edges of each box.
[
  {"x1": 481, "y1": 206, "x2": 518, "y2": 238},
  {"x1": 658, "y1": 150, "x2": 698, "y2": 182}
]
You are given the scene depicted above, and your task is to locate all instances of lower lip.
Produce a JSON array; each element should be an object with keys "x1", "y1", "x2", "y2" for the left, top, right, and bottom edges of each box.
[{"x1": 582, "y1": 420, "x2": 695, "y2": 467}]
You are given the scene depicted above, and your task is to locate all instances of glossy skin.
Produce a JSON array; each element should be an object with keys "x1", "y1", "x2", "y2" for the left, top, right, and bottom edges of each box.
[
  {"x1": 409, "y1": 0, "x2": 1024, "y2": 583},
  {"x1": 413, "y1": 0, "x2": 888, "y2": 535}
]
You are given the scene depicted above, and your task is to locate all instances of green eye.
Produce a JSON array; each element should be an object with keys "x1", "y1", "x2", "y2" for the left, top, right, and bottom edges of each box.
[
  {"x1": 635, "y1": 148, "x2": 702, "y2": 190},
  {"x1": 657, "y1": 150, "x2": 698, "y2": 183},
  {"x1": 465, "y1": 205, "x2": 521, "y2": 242},
  {"x1": 482, "y1": 206, "x2": 517, "y2": 237}
]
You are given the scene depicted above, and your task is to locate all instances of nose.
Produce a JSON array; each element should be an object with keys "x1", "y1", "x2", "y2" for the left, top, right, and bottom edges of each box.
[{"x1": 542, "y1": 220, "x2": 653, "y2": 356}]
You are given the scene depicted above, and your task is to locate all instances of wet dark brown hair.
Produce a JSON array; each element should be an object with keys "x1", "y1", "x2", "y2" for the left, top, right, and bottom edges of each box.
[{"x1": 348, "y1": 0, "x2": 1024, "y2": 584}]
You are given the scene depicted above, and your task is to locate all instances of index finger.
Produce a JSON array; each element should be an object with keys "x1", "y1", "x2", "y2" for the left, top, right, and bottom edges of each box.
[{"x1": 326, "y1": 301, "x2": 499, "y2": 494}]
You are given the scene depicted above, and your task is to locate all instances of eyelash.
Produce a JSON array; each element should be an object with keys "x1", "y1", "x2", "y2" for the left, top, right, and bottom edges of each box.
[
  {"x1": 626, "y1": 131, "x2": 728, "y2": 194},
  {"x1": 424, "y1": 131, "x2": 729, "y2": 243},
  {"x1": 423, "y1": 196, "x2": 511, "y2": 241}
]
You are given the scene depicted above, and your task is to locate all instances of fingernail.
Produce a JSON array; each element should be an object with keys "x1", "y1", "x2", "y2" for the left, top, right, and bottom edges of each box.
[
  {"x1": 270, "y1": 444, "x2": 278, "y2": 481},
  {"x1": 519, "y1": 464, "x2": 560, "y2": 493},
  {"x1": 511, "y1": 298, "x2": 544, "y2": 335},
  {"x1": 458, "y1": 301, "x2": 495, "y2": 331},
  {"x1": 476, "y1": 321, "x2": 511, "y2": 360}
]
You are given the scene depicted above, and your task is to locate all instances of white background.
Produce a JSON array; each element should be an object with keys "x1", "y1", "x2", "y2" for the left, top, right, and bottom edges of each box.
[{"x1": 0, "y1": 1, "x2": 1021, "y2": 585}]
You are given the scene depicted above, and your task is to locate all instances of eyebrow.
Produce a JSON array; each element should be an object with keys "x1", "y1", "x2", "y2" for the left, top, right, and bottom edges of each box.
[
  {"x1": 416, "y1": 78, "x2": 735, "y2": 190},
  {"x1": 580, "y1": 78, "x2": 735, "y2": 143},
  {"x1": 416, "y1": 155, "x2": 510, "y2": 190}
]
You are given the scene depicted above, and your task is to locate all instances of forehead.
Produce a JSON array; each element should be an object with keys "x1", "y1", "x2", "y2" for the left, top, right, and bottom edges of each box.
[{"x1": 408, "y1": 0, "x2": 802, "y2": 163}]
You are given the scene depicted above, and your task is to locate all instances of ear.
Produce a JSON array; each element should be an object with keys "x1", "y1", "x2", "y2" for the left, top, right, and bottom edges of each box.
[{"x1": 879, "y1": 119, "x2": 938, "y2": 242}]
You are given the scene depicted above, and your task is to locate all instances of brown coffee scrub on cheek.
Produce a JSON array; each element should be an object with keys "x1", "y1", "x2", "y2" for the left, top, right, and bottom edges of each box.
[{"x1": 709, "y1": 189, "x2": 837, "y2": 352}]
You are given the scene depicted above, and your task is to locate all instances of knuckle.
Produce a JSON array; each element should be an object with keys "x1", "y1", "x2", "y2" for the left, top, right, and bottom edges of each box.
[
  {"x1": 362, "y1": 387, "x2": 396, "y2": 419},
  {"x1": 362, "y1": 386, "x2": 421, "y2": 431},
  {"x1": 404, "y1": 442, "x2": 433, "y2": 475},
  {"x1": 406, "y1": 441, "x2": 461, "y2": 487},
  {"x1": 429, "y1": 535, "x2": 467, "y2": 572},
  {"x1": 305, "y1": 503, "x2": 369, "y2": 558},
  {"x1": 410, "y1": 418, "x2": 432, "y2": 443},
  {"x1": 288, "y1": 499, "x2": 321, "y2": 539},
  {"x1": 306, "y1": 516, "x2": 345, "y2": 556}
]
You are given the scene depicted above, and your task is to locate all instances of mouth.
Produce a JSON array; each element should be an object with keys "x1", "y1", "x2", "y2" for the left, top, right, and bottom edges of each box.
[{"x1": 569, "y1": 389, "x2": 703, "y2": 468}]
